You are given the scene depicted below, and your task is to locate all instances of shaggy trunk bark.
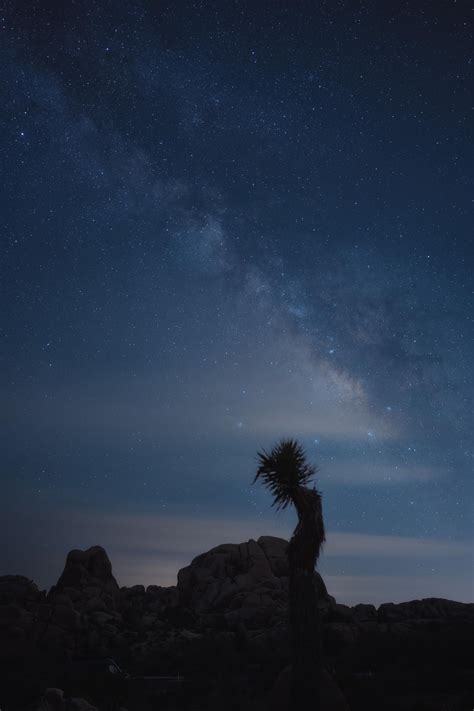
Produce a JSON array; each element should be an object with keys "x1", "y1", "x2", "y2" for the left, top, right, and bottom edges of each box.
[
  {"x1": 288, "y1": 557, "x2": 322, "y2": 708},
  {"x1": 288, "y1": 487, "x2": 324, "y2": 709}
]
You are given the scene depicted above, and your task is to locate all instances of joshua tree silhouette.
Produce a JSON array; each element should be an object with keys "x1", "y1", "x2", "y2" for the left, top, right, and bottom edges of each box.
[{"x1": 254, "y1": 438, "x2": 325, "y2": 709}]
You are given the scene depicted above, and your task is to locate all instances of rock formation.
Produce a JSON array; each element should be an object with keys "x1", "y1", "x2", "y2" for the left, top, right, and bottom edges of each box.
[
  {"x1": 177, "y1": 535, "x2": 334, "y2": 626},
  {"x1": 0, "y1": 539, "x2": 473, "y2": 711}
]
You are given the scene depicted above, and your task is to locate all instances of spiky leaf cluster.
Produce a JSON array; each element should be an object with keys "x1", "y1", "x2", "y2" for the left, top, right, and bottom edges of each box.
[{"x1": 254, "y1": 438, "x2": 317, "y2": 510}]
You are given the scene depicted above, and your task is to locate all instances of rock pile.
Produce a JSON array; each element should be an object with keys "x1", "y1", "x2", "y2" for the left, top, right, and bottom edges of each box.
[
  {"x1": 178, "y1": 535, "x2": 334, "y2": 625},
  {"x1": 38, "y1": 688, "x2": 99, "y2": 711},
  {"x1": 0, "y1": 538, "x2": 473, "y2": 711}
]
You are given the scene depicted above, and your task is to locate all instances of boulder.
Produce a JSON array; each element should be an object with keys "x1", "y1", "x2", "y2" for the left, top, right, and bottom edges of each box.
[
  {"x1": 177, "y1": 536, "x2": 333, "y2": 630},
  {"x1": 0, "y1": 601, "x2": 36, "y2": 661},
  {"x1": 51, "y1": 546, "x2": 119, "y2": 601},
  {"x1": 352, "y1": 603, "x2": 377, "y2": 624},
  {"x1": 0, "y1": 603, "x2": 25, "y2": 625},
  {"x1": 51, "y1": 605, "x2": 81, "y2": 630},
  {"x1": 85, "y1": 596, "x2": 107, "y2": 613},
  {"x1": 325, "y1": 622, "x2": 357, "y2": 648},
  {"x1": 331, "y1": 603, "x2": 353, "y2": 622},
  {"x1": 377, "y1": 597, "x2": 474, "y2": 623},
  {"x1": 36, "y1": 623, "x2": 72, "y2": 655},
  {"x1": 38, "y1": 688, "x2": 64, "y2": 711},
  {"x1": 177, "y1": 538, "x2": 277, "y2": 614},
  {"x1": 146, "y1": 584, "x2": 179, "y2": 608},
  {"x1": 0, "y1": 575, "x2": 43, "y2": 604},
  {"x1": 66, "y1": 699, "x2": 99, "y2": 711},
  {"x1": 37, "y1": 691, "x2": 100, "y2": 711}
]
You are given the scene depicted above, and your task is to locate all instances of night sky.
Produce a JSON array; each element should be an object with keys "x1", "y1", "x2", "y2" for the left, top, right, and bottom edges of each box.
[{"x1": 2, "y1": 1, "x2": 473, "y2": 605}]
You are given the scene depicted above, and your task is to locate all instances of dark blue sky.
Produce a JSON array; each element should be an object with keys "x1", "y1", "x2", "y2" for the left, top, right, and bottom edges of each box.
[{"x1": 1, "y1": 0, "x2": 472, "y2": 604}]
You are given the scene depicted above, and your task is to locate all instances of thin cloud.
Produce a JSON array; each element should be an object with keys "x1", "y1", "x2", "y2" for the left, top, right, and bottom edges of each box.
[
  {"x1": 57, "y1": 511, "x2": 472, "y2": 595},
  {"x1": 3, "y1": 508, "x2": 471, "y2": 603},
  {"x1": 320, "y1": 461, "x2": 448, "y2": 485},
  {"x1": 327, "y1": 531, "x2": 471, "y2": 559}
]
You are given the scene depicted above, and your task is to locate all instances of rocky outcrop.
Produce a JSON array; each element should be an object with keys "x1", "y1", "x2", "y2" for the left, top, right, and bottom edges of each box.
[
  {"x1": 0, "y1": 575, "x2": 43, "y2": 605},
  {"x1": 52, "y1": 546, "x2": 119, "y2": 600},
  {"x1": 177, "y1": 535, "x2": 334, "y2": 628},
  {"x1": 377, "y1": 597, "x2": 474, "y2": 622},
  {"x1": 37, "y1": 689, "x2": 99, "y2": 711},
  {"x1": 0, "y1": 540, "x2": 473, "y2": 711}
]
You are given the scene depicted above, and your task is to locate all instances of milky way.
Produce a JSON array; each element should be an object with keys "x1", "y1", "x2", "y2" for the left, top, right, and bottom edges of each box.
[{"x1": 1, "y1": 1, "x2": 472, "y2": 603}]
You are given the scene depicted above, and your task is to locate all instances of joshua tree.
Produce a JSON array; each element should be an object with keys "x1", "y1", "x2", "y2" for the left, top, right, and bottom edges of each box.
[{"x1": 254, "y1": 438, "x2": 325, "y2": 709}]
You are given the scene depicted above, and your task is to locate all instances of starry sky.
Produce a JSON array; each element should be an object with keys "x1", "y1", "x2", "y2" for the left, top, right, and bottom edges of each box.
[{"x1": 1, "y1": 0, "x2": 473, "y2": 604}]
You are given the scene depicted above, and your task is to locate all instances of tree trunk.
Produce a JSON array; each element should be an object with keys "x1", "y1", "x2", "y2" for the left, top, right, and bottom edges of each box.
[
  {"x1": 288, "y1": 487, "x2": 325, "y2": 709},
  {"x1": 288, "y1": 560, "x2": 322, "y2": 708}
]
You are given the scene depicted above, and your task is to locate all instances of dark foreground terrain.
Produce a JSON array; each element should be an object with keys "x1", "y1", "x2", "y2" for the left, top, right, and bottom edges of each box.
[{"x1": 1, "y1": 539, "x2": 473, "y2": 710}]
